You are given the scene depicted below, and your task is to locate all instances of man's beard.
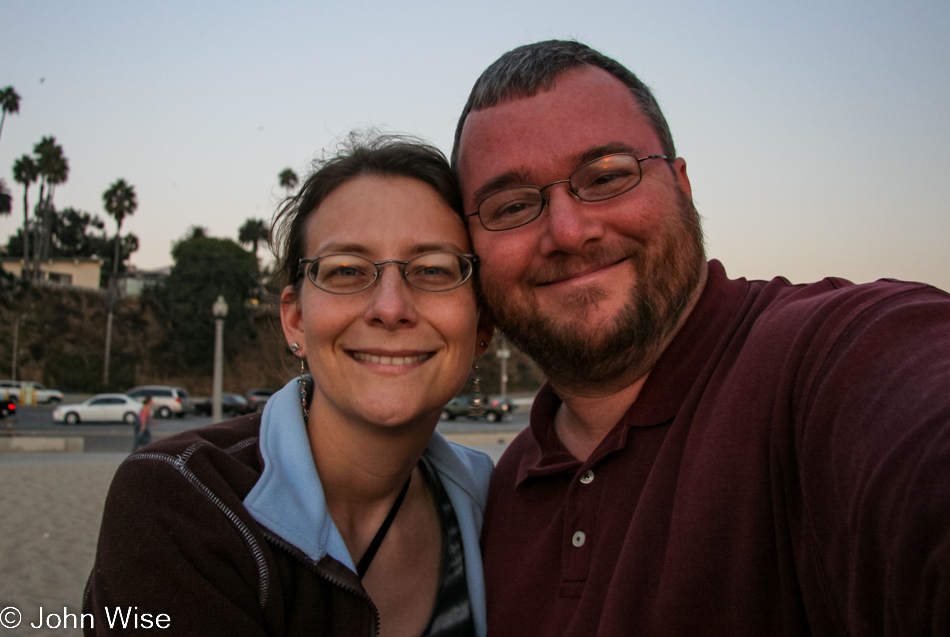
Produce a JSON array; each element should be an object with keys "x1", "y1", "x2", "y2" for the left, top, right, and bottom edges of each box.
[{"x1": 479, "y1": 191, "x2": 706, "y2": 390}]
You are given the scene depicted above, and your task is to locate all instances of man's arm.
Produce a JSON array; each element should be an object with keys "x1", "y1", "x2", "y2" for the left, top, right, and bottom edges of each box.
[{"x1": 797, "y1": 284, "x2": 950, "y2": 635}]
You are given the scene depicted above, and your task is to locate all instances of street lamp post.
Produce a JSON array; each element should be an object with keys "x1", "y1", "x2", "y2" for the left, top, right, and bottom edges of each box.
[
  {"x1": 496, "y1": 334, "x2": 510, "y2": 400},
  {"x1": 212, "y1": 295, "x2": 229, "y2": 424}
]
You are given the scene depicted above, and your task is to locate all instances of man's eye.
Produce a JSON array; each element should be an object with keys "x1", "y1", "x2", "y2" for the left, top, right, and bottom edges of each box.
[
  {"x1": 494, "y1": 202, "x2": 530, "y2": 218},
  {"x1": 591, "y1": 172, "x2": 624, "y2": 186}
]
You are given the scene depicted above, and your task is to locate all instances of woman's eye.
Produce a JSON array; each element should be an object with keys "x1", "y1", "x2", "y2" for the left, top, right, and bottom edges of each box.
[{"x1": 323, "y1": 264, "x2": 369, "y2": 279}]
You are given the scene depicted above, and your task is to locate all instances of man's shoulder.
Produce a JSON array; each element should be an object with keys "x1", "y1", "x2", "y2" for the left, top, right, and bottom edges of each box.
[{"x1": 748, "y1": 274, "x2": 948, "y2": 334}]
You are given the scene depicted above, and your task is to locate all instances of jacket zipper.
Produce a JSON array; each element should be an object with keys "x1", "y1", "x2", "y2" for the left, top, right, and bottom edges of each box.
[{"x1": 262, "y1": 530, "x2": 381, "y2": 637}]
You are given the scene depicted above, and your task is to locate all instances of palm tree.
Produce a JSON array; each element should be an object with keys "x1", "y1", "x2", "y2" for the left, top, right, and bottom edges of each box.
[
  {"x1": 101, "y1": 178, "x2": 137, "y2": 388},
  {"x1": 0, "y1": 179, "x2": 11, "y2": 217},
  {"x1": 0, "y1": 86, "x2": 20, "y2": 146},
  {"x1": 238, "y1": 218, "x2": 269, "y2": 259},
  {"x1": 32, "y1": 137, "x2": 68, "y2": 271},
  {"x1": 103, "y1": 178, "x2": 137, "y2": 277},
  {"x1": 12, "y1": 155, "x2": 39, "y2": 271},
  {"x1": 278, "y1": 168, "x2": 299, "y2": 194}
]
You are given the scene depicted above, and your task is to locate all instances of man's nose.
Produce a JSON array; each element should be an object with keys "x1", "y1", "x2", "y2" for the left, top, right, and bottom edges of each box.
[{"x1": 537, "y1": 183, "x2": 605, "y2": 255}]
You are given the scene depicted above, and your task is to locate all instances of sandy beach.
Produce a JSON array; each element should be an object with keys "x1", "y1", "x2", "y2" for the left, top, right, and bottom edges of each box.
[{"x1": 0, "y1": 454, "x2": 124, "y2": 637}]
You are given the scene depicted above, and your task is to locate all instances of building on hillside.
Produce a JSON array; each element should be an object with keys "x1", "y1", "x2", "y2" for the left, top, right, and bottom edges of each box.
[
  {"x1": 0, "y1": 257, "x2": 103, "y2": 290},
  {"x1": 118, "y1": 266, "x2": 170, "y2": 297}
]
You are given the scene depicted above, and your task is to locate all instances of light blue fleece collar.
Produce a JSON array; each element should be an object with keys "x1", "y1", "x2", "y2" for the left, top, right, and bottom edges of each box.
[
  {"x1": 242, "y1": 379, "x2": 492, "y2": 567},
  {"x1": 243, "y1": 379, "x2": 356, "y2": 570}
]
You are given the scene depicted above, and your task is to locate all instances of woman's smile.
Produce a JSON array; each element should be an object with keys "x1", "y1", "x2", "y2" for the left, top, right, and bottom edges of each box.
[{"x1": 350, "y1": 350, "x2": 434, "y2": 366}]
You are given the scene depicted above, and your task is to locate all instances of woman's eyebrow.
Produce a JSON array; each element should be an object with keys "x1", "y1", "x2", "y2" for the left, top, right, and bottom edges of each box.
[{"x1": 313, "y1": 241, "x2": 465, "y2": 258}]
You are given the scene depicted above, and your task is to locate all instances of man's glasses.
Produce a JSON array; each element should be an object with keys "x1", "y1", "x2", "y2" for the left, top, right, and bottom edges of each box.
[
  {"x1": 298, "y1": 251, "x2": 478, "y2": 294},
  {"x1": 467, "y1": 153, "x2": 668, "y2": 231}
]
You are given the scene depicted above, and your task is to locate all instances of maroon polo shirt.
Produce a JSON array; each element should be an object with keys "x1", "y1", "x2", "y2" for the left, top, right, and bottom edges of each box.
[{"x1": 481, "y1": 260, "x2": 950, "y2": 636}]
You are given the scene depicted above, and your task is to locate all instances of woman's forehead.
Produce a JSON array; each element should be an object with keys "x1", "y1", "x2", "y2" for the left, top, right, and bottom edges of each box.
[{"x1": 303, "y1": 175, "x2": 471, "y2": 257}]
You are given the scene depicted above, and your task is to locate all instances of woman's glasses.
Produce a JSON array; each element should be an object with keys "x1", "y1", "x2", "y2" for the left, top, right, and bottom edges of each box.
[{"x1": 298, "y1": 251, "x2": 478, "y2": 294}]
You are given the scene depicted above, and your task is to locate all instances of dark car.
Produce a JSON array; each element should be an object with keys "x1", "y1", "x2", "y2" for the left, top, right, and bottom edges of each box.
[
  {"x1": 0, "y1": 397, "x2": 16, "y2": 420},
  {"x1": 245, "y1": 388, "x2": 276, "y2": 411},
  {"x1": 440, "y1": 394, "x2": 516, "y2": 423},
  {"x1": 194, "y1": 393, "x2": 255, "y2": 417}
]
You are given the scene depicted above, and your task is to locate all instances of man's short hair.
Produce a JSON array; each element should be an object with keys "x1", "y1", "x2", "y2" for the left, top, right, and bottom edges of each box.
[{"x1": 451, "y1": 40, "x2": 676, "y2": 170}]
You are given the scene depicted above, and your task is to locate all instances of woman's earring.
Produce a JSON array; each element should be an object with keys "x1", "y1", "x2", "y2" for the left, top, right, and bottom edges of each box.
[{"x1": 291, "y1": 343, "x2": 309, "y2": 420}]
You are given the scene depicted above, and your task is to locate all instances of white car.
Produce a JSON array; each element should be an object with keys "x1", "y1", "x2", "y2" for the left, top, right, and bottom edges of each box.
[
  {"x1": 53, "y1": 394, "x2": 143, "y2": 425},
  {"x1": 0, "y1": 380, "x2": 65, "y2": 404}
]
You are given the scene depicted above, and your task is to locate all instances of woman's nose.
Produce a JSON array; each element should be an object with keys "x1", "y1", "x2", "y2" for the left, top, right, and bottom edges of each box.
[{"x1": 362, "y1": 265, "x2": 418, "y2": 328}]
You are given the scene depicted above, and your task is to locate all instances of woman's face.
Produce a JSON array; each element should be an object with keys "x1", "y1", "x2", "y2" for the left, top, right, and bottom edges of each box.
[{"x1": 281, "y1": 174, "x2": 492, "y2": 429}]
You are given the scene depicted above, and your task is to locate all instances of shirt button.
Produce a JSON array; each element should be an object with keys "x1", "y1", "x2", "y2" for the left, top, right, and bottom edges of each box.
[
  {"x1": 579, "y1": 470, "x2": 594, "y2": 484},
  {"x1": 572, "y1": 531, "x2": 586, "y2": 547}
]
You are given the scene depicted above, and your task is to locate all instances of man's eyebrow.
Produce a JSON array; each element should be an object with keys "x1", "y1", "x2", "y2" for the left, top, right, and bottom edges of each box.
[
  {"x1": 470, "y1": 170, "x2": 533, "y2": 209},
  {"x1": 571, "y1": 142, "x2": 643, "y2": 166}
]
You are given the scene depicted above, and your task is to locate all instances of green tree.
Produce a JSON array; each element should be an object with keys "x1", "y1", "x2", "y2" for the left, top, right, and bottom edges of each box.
[
  {"x1": 101, "y1": 178, "x2": 137, "y2": 388},
  {"x1": 0, "y1": 179, "x2": 11, "y2": 217},
  {"x1": 151, "y1": 234, "x2": 258, "y2": 371},
  {"x1": 186, "y1": 225, "x2": 208, "y2": 240},
  {"x1": 238, "y1": 218, "x2": 269, "y2": 260},
  {"x1": 4, "y1": 207, "x2": 137, "y2": 270},
  {"x1": 279, "y1": 168, "x2": 298, "y2": 194},
  {"x1": 0, "y1": 86, "x2": 20, "y2": 146},
  {"x1": 12, "y1": 155, "x2": 39, "y2": 270}
]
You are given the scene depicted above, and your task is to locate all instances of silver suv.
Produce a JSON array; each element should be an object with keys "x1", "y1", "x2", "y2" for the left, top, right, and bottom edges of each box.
[{"x1": 126, "y1": 385, "x2": 194, "y2": 418}]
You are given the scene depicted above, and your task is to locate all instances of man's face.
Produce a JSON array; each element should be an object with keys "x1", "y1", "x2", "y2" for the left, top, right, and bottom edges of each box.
[{"x1": 456, "y1": 65, "x2": 706, "y2": 389}]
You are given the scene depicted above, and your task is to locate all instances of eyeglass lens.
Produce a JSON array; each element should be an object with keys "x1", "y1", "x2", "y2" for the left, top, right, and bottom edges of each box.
[
  {"x1": 477, "y1": 154, "x2": 647, "y2": 230},
  {"x1": 307, "y1": 252, "x2": 472, "y2": 294}
]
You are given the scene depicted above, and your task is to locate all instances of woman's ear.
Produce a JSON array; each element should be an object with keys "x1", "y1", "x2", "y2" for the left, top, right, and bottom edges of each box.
[
  {"x1": 475, "y1": 314, "x2": 495, "y2": 355},
  {"x1": 280, "y1": 286, "x2": 305, "y2": 355}
]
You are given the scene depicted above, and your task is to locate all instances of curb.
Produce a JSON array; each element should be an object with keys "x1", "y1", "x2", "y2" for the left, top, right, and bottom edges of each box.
[{"x1": 0, "y1": 436, "x2": 85, "y2": 453}]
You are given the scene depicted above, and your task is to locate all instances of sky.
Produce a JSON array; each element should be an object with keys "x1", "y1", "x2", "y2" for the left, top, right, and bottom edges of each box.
[{"x1": 1, "y1": 0, "x2": 948, "y2": 290}]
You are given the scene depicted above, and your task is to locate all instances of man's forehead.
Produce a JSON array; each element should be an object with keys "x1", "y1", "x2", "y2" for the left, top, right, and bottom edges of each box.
[{"x1": 457, "y1": 66, "x2": 658, "y2": 194}]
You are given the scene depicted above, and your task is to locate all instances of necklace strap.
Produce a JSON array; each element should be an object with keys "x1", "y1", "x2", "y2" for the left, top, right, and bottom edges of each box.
[{"x1": 356, "y1": 472, "x2": 412, "y2": 579}]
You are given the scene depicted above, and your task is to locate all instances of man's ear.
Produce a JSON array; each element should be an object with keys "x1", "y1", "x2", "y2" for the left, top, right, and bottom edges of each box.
[
  {"x1": 280, "y1": 286, "x2": 306, "y2": 356},
  {"x1": 671, "y1": 157, "x2": 692, "y2": 201},
  {"x1": 475, "y1": 312, "x2": 495, "y2": 355}
]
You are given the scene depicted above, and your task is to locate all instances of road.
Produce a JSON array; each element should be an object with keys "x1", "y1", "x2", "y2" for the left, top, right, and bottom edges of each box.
[{"x1": 2, "y1": 398, "x2": 530, "y2": 454}]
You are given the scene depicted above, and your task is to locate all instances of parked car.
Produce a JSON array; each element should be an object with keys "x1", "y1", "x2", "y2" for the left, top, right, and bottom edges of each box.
[
  {"x1": 194, "y1": 393, "x2": 255, "y2": 417},
  {"x1": 53, "y1": 394, "x2": 143, "y2": 425},
  {"x1": 440, "y1": 394, "x2": 517, "y2": 423},
  {"x1": 0, "y1": 380, "x2": 64, "y2": 404},
  {"x1": 0, "y1": 397, "x2": 16, "y2": 419},
  {"x1": 126, "y1": 385, "x2": 194, "y2": 418},
  {"x1": 245, "y1": 388, "x2": 276, "y2": 411}
]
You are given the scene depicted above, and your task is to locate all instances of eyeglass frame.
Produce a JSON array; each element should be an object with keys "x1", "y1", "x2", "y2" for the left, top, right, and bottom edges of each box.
[
  {"x1": 465, "y1": 153, "x2": 669, "y2": 232},
  {"x1": 297, "y1": 251, "x2": 480, "y2": 295}
]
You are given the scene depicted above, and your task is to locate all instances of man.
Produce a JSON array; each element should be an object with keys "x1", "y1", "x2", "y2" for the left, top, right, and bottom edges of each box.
[{"x1": 452, "y1": 40, "x2": 950, "y2": 635}]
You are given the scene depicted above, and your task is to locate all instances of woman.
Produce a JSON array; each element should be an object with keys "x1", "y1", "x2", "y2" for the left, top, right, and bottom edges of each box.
[
  {"x1": 132, "y1": 396, "x2": 152, "y2": 451},
  {"x1": 83, "y1": 134, "x2": 494, "y2": 637}
]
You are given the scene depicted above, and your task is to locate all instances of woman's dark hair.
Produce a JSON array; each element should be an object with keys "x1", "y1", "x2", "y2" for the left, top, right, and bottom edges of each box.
[{"x1": 271, "y1": 131, "x2": 463, "y2": 295}]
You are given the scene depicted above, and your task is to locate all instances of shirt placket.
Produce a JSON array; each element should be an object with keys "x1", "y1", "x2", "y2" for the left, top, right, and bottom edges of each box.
[{"x1": 559, "y1": 465, "x2": 600, "y2": 598}]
